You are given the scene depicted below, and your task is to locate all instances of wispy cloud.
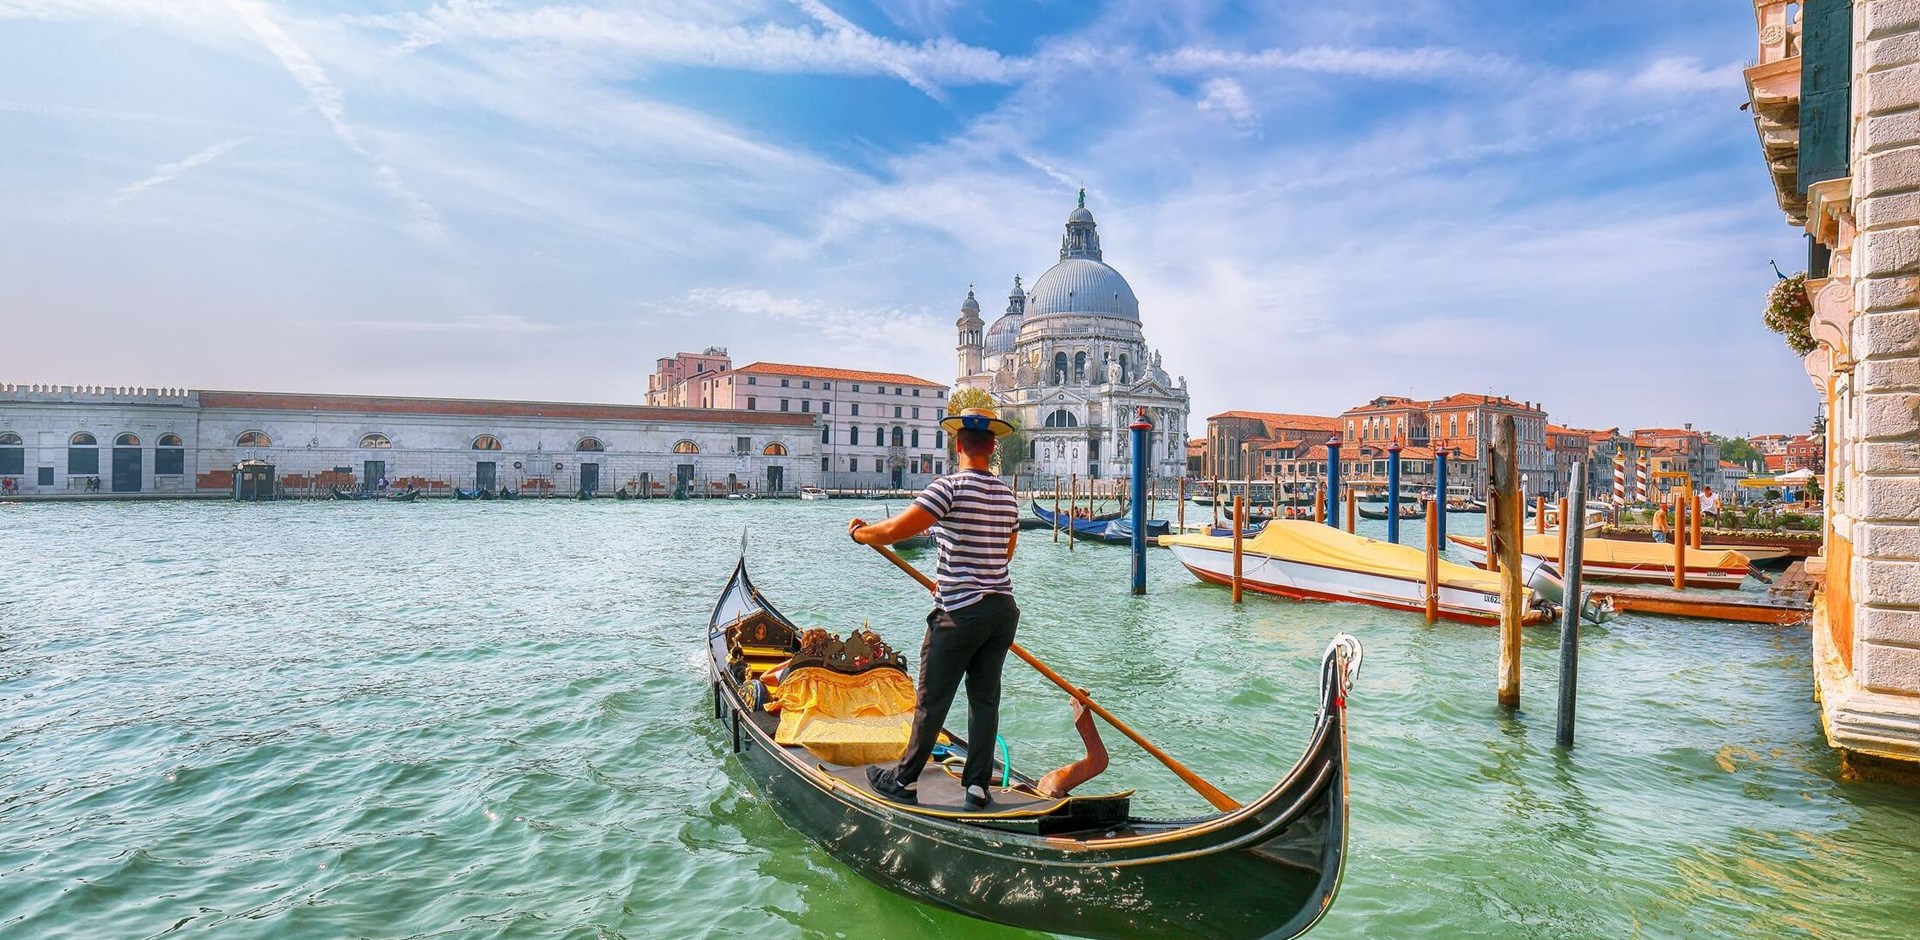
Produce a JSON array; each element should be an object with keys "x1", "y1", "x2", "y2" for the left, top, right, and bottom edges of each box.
[
  {"x1": 329, "y1": 315, "x2": 554, "y2": 334},
  {"x1": 1196, "y1": 77, "x2": 1257, "y2": 133},
  {"x1": 1624, "y1": 56, "x2": 1744, "y2": 93},
  {"x1": 225, "y1": 0, "x2": 447, "y2": 245},
  {"x1": 1152, "y1": 45, "x2": 1518, "y2": 81},
  {"x1": 108, "y1": 136, "x2": 249, "y2": 205}
]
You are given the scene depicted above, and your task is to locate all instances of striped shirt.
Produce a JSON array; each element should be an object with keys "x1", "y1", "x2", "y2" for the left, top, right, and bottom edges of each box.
[{"x1": 912, "y1": 468, "x2": 1018, "y2": 611}]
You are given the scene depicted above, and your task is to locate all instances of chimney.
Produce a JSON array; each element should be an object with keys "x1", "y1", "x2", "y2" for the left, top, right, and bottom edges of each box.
[{"x1": 1684, "y1": 422, "x2": 1692, "y2": 431}]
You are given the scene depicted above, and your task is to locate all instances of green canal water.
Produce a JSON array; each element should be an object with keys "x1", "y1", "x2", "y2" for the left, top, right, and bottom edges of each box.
[{"x1": 4, "y1": 499, "x2": 1919, "y2": 939}]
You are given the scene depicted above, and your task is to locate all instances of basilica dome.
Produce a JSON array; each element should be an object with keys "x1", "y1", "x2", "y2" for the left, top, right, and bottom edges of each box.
[
  {"x1": 985, "y1": 312, "x2": 1022, "y2": 355},
  {"x1": 1026, "y1": 257, "x2": 1139, "y2": 320}
]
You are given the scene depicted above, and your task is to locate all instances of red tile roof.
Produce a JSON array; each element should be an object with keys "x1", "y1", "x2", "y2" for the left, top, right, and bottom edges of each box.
[
  {"x1": 197, "y1": 390, "x2": 816, "y2": 427},
  {"x1": 733, "y1": 362, "x2": 945, "y2": 387},
  {"x1": 1208, "y1": 410, "x2": 1342, "y2": 430},
  {"x1": 1428, "y1": 393, "x2": 1542, "y2": 412}
]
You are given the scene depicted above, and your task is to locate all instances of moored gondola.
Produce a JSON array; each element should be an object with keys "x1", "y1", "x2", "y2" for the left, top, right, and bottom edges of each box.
[
  {"x1": 1021, "y1": 499, "x2": 1125, "y2": 530},
  {"x1": 707, "y1": 555, "x2": 1360, "y2": 939},
  {"x1": 331, "y1": 486, "x2": 369, "y2": 501},
  {"x1": 1354, "y1": 504, "x2": 1423, "y2": 521}
]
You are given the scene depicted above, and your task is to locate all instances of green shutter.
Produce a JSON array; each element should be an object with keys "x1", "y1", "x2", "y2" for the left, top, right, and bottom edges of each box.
[{"x1": 1799, "y1": 0, "x2": 1854, "y2": 193}]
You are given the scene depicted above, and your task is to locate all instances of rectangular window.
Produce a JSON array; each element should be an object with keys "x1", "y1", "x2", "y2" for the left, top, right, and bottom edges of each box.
[
  {"x1": 822, "y1": 382, "x2": 832, "y2": 390},
  {"x1": 821, "y1": 401, "x2": 831, "y2": 414},
  {"x1": 894, "y1": 387, "x2": 902, "y2": 395},
  {"x1": 39, "y1": 466, "x2": 53, "y2": 486},
  {"x1": 802, "y1": 380, "x2": 811, "y2": 389},
  {"x1": 850, "y1": 403, "x2": 860, "y2": 416},
  {"x1": 911, "y1": 407, "x2": 920, "y2": 419},
  {"x1": 851, "y1": 384, "x2": 860, "y2": 392},
  {"x1": 913, "y1": 389, "x2": 921, "y2": 397},
  {"x1": 935, "y1": 461, "x2": 944, "y2": 474},
  {"x1": 780, "y1": 399, "x2": 790, "y2": 412},
  {"x1": 938, "y1": 390, "x2": 945, "y2": 398},
  {"x1": 748, "y1": 376, "x2": 757, "y2": 385},
  {"x1": 801, "y1": 401, "x2": 811, "y2": 412},
  {"x1": 747, "y1": 397, "x2": 756, "y2": 410},
  {"x1": 154, "y1": 448, "x2": 183, "y2": 475},
  {"x1": 821, "y1": 457, "x2": 829, "y2": 471},
  {"x1": 849, "y1": 457, "x2": 859, "y2": 472},
  {"x1": 69, "y1": 447, "x2": 99, "y2": 475},
  {"x1": 0, "y1": 448, "x2": 23, "y2": 476},
  {"x1": 893, "y1": 406, "x2": 902, "y2": 418},
  {"x1": 875, "y1": 458, "x2": 884, "y2": 472},
  {"x1": 781, "y1": 379, "x2": 790, "y2": 387},
  {"x1": 736, "y1": 437, "x2": 751, "y2": 454}
]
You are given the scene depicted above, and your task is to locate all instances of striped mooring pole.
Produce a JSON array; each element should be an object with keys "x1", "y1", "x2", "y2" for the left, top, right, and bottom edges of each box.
[
  {"x1": 1634, "y1": 454, "x2": 1650, "y2": 504},
  {"x1": 1612, "y1": 453, "x2": 1627, "y2": 506}
]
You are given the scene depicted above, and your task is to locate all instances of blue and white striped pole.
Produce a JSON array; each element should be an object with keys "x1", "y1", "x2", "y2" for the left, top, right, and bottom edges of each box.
[{"x1": 1129, "y1": 407, "x2": 1152, "y2": 595}]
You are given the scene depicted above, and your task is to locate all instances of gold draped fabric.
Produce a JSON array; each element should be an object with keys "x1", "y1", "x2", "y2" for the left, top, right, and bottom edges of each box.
[{"x1": 774, "y1": 666, "x2": 916, "y2": 766}]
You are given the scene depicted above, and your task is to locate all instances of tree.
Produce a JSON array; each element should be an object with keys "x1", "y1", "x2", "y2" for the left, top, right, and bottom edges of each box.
[
  {"x1": 946, "y1": 387, "x2": 1026, "y2": 476},
  {"x1": 1710, "y1": 433, "x2": 1762, "y2": 467}
]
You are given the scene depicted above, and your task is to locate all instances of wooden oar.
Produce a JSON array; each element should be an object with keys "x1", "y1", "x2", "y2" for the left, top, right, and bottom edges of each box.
[{"x1": 867, "y1": 543, "x2": 1242, "y2": 812}]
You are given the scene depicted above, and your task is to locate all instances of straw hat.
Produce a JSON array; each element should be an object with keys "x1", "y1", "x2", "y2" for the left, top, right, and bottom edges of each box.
[{"x1": 940, "y1": 406, "x2": 1015, "y2": 438}]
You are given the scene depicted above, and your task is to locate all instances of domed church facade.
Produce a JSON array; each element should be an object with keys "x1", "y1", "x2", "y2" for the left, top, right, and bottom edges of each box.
[{"x1": 956, "y1": 191, "x2": 1190, "y2": 480}]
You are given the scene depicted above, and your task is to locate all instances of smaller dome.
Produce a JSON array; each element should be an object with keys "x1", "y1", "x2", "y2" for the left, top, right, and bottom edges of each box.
[
  {"x1": 985, "y1": 313, "x2": 1022, "y2": 355},
  {"x1": 1067, "y1": 205, "x2": 1094, "y2": 224},
  {"x1": 961, "y1": 288, "x2": 980, "y2": 313}
]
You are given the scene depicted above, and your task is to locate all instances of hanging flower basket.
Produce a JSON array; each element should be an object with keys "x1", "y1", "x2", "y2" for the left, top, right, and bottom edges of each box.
[{"x1": 1763, "y1": 273, "x2": 1816, "y2": 355}]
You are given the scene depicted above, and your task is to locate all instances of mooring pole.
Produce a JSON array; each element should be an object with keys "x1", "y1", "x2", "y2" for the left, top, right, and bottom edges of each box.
[
  {"x1": 1232, "y1": 494, "x2": 1246, "y2": 604},
  {"x1": 1314, "y1": 488, "x2": 1325, "y2": 524},
  {"x1": 1177, "y1": 476, "x2": 1186, "y2": 532},
  {"x1": 1068, "y1": 473, "x2": 1077, "y2": 553},
  {"x1": 1425, "y1": 498, "x2": 1440, "y2": 623},
  {"x1": 1557, "y1": 463, "x2": 1588, "y2": 748},
  {"x1": 1345, "y1": 488, "x2": 1357, "y2": 534},
  {"x1": 1325, "y1": 438, "x2": 1342, "y2": 530},
  {"x1": 1690, "y1": 488, "x2": 1703, "y2": 549},
  {"x1": 1386, "y1": 441, "x2": 1403, "y2": 543},
  {"x1": 1436, "y1": 447, "x2": 1450, "y2": 543},
  {"x1": 1672, "y1": 493, "x2": 1686, "y2": 590},
  {"x1": 1493, "y1": 416, "x2": 1523, "y2": 710},
  {"x1": 1130, "y1": 408, "x2": 1152, "y2": 596},
  {"x1": 1536, "y1": 493, "x2": 1548, "y2": 535},
  {"x1": 1212, "y1": 475, "x2": 1222, "y2": 528},
  {"x1": 1558, "y1": 496, "x2": 1570, "y2": 565},
  {"x1": 1053, "y1": 477, "x2": 1061, "y2": 542}
]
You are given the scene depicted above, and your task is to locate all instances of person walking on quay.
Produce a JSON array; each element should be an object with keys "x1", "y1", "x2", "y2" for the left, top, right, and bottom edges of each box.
[
  {"x1": 1652, "y1": 498, "x2": 1671, "y2": 543},
  {"x1": 847, "y1": 406, "x2": 1020, "y2": 811}
]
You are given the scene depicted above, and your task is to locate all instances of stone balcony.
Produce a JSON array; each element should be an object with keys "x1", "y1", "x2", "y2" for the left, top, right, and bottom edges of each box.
[{"x1": 1745, "y1": 1, "x2": 1806, "y2": 223}]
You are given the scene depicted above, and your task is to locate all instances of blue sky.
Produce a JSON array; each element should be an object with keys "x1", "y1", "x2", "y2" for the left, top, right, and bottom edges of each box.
[{"x1": 0, "y1": 0, "x2": 1817, "y2": 436}]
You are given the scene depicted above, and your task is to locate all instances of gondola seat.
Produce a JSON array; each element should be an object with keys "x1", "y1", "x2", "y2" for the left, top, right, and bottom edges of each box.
[{"x1": 773, "y1": 629, "x2": 915, "y2": 765}]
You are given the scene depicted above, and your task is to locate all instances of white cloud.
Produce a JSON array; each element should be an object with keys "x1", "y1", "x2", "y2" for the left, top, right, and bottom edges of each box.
[
  {"x1": 1624, "y1": 56, "x2": 1744, "y2": 94},
  {"x1": 226, "y1": 0, "x2": 447, "y2": 245},
  {"x1": 330, "y1": 315, "x2": 555, "y2": 334},
  {"x1": 108, "y1": 136, "x2": 250, "y2": 205},
  {"x1": 1196, "y1": 77, "x2": 1257, "y2": 131},
  {"x1": 1153, "y1": 44, "x2": 1517, "y2": 81}
]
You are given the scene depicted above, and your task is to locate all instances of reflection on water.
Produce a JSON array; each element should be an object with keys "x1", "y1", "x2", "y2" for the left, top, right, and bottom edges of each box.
[{"x1": 0, "y1": 499, "x2": 1917, "y2": 938}]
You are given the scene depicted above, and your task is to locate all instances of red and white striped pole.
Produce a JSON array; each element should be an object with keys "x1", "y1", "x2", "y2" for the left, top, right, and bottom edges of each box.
[
  {"x1": 1634, "y1": 454, "x2": 1650, "y2": 505},
  {"x1": 1612, "y1": 453, "x2": 1627, "y2": 506}
]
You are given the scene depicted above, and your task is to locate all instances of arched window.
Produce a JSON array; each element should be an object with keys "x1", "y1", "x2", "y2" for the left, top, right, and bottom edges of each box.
[
  {"x1": 155, "y1": 433, "x2": 185, "y2": 475},
  {"x1": 472, "y1": 435, "x2": 503, "y2": 450},
  {"x1": 235, "y1": 430, "x2": 271, "y2": 448},
  {"x1": 1073, "y1": 352, "x2": 1087, "y2": 383},
  {"x1": 763, "y1": 442, "x2": 788, "y2": 456},
  {"x1": 911, "y1": 429, "x2": 921, "y2": 448},
  {"x1": 1052, "y1": 352, "x2": 1068, "y2": 385},
  {"x1": 68, "y1": 432, "x2": 100, "y2": 475},
  {"x1": 673, "y1": 440, "x2": 699, "y2": 454},
  {"x1": 0, "y1": 432, "x2": 21, "y2": 477},
  {"x1": 848, "y1": 426, "x2": 860, "y2": 446},
  {"x1": 1044, "y1": 409, "x2": 1078, "y2": 428},
  {"x1": 360, "y1": 433, "x2": 392, "y2": 449},
  {"x1": 1117, "y1": 353, "x2": 1129, "y2": 383},
  {"x1": 114, "y1": 433, "x2": 139, "y2": 447},
  {"x1": 576, "y1": 437, "x2": 604, "y2": 452},
  {"x1": 891, "y1": 427, "x2": 905, "y2": 447}
]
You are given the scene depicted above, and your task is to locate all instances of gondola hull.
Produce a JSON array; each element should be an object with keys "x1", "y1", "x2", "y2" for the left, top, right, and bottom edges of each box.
[
  {"x1": 707, "y1": 559, "x2": 1356, "y2": 939},
  {"x1": 1030, "y1": 503, "x2": 1165, "y2": 542}
]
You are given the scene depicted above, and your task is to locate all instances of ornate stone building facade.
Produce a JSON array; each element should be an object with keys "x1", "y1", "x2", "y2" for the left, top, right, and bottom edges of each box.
[{"x1": 955, "y1": 192, "x2": 1190, "y2": 480}]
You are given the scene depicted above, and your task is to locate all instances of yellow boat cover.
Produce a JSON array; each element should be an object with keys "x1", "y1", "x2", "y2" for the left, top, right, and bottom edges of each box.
[
  {"x1": 774, "y1": 666, "x2": 915, "y2": 766},
  {"x1": 1451, "y1": 534, "x2": 1750, "y2": 569},
  {"x1": 1160, "y1": 520, "x2": 1514, "y2": 596}
]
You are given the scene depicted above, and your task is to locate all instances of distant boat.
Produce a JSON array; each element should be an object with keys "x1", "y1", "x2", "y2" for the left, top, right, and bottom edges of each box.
[
  {"x1": 496, "y1": 488, "x2": 517, "y2": 500},
  {"x1": 1031, "y1": 503, "x2": 1164, "y2": 542},
  {"x1": 798, "y1": 485, "x2": 830, "y2": 501},
  {"x1": 1162, "y1": 521, "x2": 1556, "y2": 625},
  {"x1": 1025, "y1": 500, "x2": 1124, "y2": 531},
  {"x1": 1355, "y1": 504, "x2": 1425, "y2": 521},
  {"x1": 331, "y1": 486, "x2": 369, "y2": 501},
  {"x1": 1447, "y1": 534, "x2": 1751, "y2": 589},
  {"x1": 387, "y1": 488, "x2": 421, "y2": 502}
]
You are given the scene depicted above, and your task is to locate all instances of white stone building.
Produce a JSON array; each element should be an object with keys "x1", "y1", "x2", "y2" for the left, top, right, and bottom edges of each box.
[
  {"x1": 0, "y1": 384, "x2": 820, "y2": 497},
  {"x1": 956, "y1": 191, "x2": 1191, "y2": 481}
]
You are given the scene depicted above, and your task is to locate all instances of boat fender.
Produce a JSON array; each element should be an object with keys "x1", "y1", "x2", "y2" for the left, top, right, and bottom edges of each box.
[{"x1": 730, "y1": 709, "x2": 741, "y2": 754}]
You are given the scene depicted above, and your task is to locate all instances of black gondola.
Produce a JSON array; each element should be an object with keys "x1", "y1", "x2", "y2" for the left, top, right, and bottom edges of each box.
[
  {"x1": 388, "y1": 488, "x2": 421, "y2": 502},
  {"x1": 497, "y1": 488, "x2": 517, "y2": 500},
  {"x1": 1354, "y1": 504, "x2": 1423, "y2": 521},
  {"x1": 708, "y1": 556, "x2": 1361, "y2": 939},
  {"x1": 1020, "y1": 499, "x2": 1126, "y2": 530},
  {"x1": 331, "y1": 486, "x2": 369, "y2": 501}
]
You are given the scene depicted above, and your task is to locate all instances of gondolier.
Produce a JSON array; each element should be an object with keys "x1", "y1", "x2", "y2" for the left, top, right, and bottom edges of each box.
[{"x1": 847, "y1": 406, "x2": 1019, "y2": 811}]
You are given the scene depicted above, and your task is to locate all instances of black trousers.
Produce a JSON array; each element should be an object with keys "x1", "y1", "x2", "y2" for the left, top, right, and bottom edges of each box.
[{"x1": 892, "y1": 593, "x2": 1019, "y2": 792}]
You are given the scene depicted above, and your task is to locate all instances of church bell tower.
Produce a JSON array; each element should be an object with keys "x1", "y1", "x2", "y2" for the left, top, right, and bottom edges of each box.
[{"x1": 956, "y1": 287, "x2": 984, "y2": 379}]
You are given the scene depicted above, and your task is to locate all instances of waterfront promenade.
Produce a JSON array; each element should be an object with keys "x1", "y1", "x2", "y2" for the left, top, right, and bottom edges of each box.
[{"x1": 3, "y1": 499, "x2": 1916, "y2": 938}]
